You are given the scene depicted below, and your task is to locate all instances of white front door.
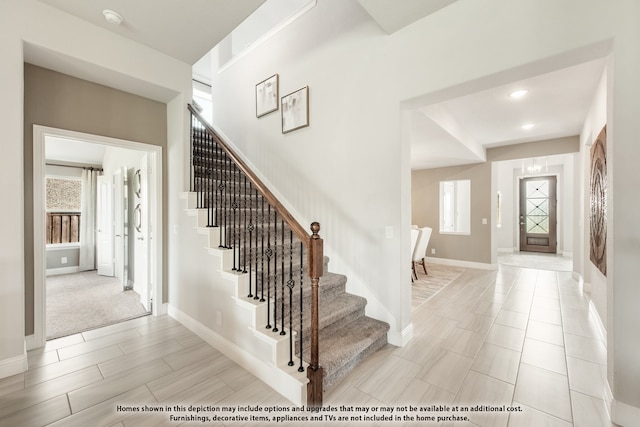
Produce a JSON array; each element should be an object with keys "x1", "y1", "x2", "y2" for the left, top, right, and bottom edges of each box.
[
  {"x1": 97, "y1": 175, "x2": 114, "y2": 276},
  {"x1": 134, "y1": 155, "x2": 151, "y2": 311}
]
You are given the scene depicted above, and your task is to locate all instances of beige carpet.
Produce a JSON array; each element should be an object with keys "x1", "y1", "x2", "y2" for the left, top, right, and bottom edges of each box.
[
  {"x1": 412, "y1": 262, "x2": 466, "y2": 309},
  {"x1": 46, "y1": 270, "x2": 149, "y2": 340}
]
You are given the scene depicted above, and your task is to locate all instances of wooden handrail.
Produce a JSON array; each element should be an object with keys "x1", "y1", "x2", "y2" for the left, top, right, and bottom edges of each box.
[{"x1": 188, "y1": 104, "x2": 311, "y2": 247}]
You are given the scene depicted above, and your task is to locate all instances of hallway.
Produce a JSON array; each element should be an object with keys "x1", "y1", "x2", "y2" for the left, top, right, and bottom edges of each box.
[{"x1": 0, "y1": 264, "x2": 611, "y2": 426}]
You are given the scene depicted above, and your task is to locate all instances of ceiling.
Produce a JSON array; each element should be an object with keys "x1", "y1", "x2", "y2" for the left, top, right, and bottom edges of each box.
[
  {"x1": 358, "y1": 0, "x2": 460, "y2": 34},
  {"x1": 37, "y1": 0, "x2": 265, "y2": 65},
  {"x1": 410, "y1": 58, "x2": 607, "y2": 170},
  {"x1": 46, "y1": 137, "x2": 106, "y2": 167},
  {"x1": 34, "y1": 1, "x2": 606, "y2": 171}
]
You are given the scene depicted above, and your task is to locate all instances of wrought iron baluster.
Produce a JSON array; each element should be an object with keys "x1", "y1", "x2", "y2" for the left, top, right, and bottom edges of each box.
[
  {"x1": 260, "y1": 194, "x2": 265, "y2": 301},
  {"x1": 247, "y1": 182, "x2": 254, "y2": 298},
  {"x1": 287, "y1": 230, "x2": 295, "y2": 366},
  {"x1": 206, "y1": 134, "x2": 213, "y2": 228},
  {"x1": 217, "y1": 151, "x2": 225, "y2": 248},
  {"x1": 223, "y1": 153, "x2": 230, "y2": 248},
  {"x1": 266, "y1": 204, "x2": 272, "y2": 329},
  {"x1": 299, "y1": 241, "x2": 304, "y2": 372},
  {"x1": 256, "y1": 187, "x2": 262, "y2": 301},
  {"x1": 243, "y1": 174, "x2": 248, "y2": 273},
  {"x1": 231, "y1": 162, "x2": 238, "y2": 271},
  {"x1": 280, "y1": 219, "x2": 286, "y2": 336},
  {"x1": 198, "y1": 128, "x2": 204, "y2": 209},
  {"x1": 272, "y1": 210, "x2": 278, "y2": 333},
  {"x1": 189, "y1": 114, "x2": 194, "y2": 192}
]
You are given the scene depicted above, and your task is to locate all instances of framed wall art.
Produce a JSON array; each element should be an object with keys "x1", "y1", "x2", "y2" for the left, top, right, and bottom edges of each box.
[
  {"x1": 256, "y1": 74, "x2": 279, "y2": 118},
  {"x1": 281, "y1": 86, "x2": 309, "y2": 133}
]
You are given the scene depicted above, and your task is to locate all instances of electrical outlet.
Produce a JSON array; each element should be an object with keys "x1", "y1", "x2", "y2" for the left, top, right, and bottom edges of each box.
[
  {"x1": 431, "y1": 248, "x2": 436, "y2": 255},
  {"x1": 216, "y1": 311, "x2": 222, "y2": 326},
  {"x1": 61, "y1": 257, "x2": 68, "y2": 264}
]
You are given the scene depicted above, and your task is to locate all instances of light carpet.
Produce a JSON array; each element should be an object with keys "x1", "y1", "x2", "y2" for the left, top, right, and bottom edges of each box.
[
  {"x1": 46, "y1": 270, "x2": 149, "y2": 340},
  {"x1": 412, "y1": 262, "x2": 466, "y2": 310}
]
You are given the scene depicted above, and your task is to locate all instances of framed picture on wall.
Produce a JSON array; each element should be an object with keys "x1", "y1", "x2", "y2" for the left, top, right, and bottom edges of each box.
[
  {"x1": 256, "y1": 74, "x2": 279, "y2": 118},
  {"x1": 281, "y1": 86, "x2": 309, "y2": 133}
]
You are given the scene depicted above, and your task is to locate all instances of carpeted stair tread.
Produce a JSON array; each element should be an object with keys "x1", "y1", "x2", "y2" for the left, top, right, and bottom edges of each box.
[
  {"x1": 290, "y1": 292, "x2": 366, "y2": 335},
  {"x1": 314, "y1": 316, "x2": 390, "y2": 389}
]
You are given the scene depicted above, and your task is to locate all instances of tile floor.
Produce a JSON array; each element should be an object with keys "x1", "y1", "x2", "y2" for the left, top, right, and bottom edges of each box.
[{"x1": 0, "y1": 264, "x2": 616, "y2": 426}]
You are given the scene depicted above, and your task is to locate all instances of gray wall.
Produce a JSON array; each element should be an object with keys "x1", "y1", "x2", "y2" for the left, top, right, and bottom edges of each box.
[
  {"x1": 46, "y1": 247, "x2": 80, "y2": 270},
  {"x1": 23, "y1": 63, "x2": 168, "y2": 336},
  {"x1": 411, "y1": 136, "x2": 579, "y2": 264}
]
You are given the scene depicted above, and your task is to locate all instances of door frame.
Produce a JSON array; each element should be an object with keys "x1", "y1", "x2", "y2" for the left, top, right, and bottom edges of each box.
[{"x1": 31, "y1": 125, "x2": 163, "y2": 349}]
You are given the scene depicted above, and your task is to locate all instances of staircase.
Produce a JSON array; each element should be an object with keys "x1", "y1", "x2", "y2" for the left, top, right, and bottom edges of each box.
[{"x1": 183, "y1": 104, "x2": 389, "y2": 404}]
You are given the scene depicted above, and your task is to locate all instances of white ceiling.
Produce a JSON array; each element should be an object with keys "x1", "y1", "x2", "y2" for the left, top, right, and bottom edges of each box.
[
  {"x1": 46, "y1": 137, "x2": 106, "y2": 166},
  {"x1": 36, "y1": 0, "x2": 265, "y2": 65},
  {"x1": 410, "y1": 58, "x2": 607, "y2": 170},
  {"x1": 32, "y1": 1, "x2": 606, "y2": 171},
  {"x1": 358, "y1": 0, "x2": 460, "y2": 34}
]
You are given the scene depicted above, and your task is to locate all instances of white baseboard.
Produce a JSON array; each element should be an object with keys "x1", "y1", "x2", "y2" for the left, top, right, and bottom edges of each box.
[
  {"x1": 156, "y1": 302, "x2": 169, "y2": 316},
  {"x1": 25, "y1": 334, "x2": 39, "y2": 351},
  {"x1": 0, "y1": 346, "x2": 28, "y2": 379},
  {"x1": 388, "y1": 323, "x2": 413, "y2": 347},
  {"x1": 497, "y1": 247, "x2": 514, "y2": 254},
  {"x1": 603, "y1": 373, "x2": 640, "y2": 426},
  {"x1": 167, "y1": 304, "x2": 307, "y2": 405},
  {"x1": 425, "y1": 256, "x2": 497, "y2": 271},
  {"x1": 589, "y1": 299, "x2": 607, "y2": 343},
  {"x1": 46, "y1": 266, "x2": 79, "y2": 276},
  {"x1": 611, "y1": 399, "x2": 640, "y2": 426}
]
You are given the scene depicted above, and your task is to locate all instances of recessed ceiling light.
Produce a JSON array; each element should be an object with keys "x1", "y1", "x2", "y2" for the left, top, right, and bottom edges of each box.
[
  {"x1": 521, "y1": 123, "x2": 535, "y2": 130},
  {"x1": 103, "y1": 9, "x2": 124, "y2": 25},
  {"x1": 509, "y1": 89, "x2": 529, "y2": 99}
]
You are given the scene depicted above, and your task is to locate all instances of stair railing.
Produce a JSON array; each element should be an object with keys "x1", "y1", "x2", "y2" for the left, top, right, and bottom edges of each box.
[{"x1": 188, "y1": 104, "x2": 324, "y2": 406}]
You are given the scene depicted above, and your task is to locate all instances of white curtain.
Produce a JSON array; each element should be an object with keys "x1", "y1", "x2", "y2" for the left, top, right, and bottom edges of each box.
[{"x1": 79, "y1": 168, "x2": 98, "y2": 271}]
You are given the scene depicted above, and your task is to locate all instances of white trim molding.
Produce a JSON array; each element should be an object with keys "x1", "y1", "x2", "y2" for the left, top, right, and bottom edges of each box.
[
  {"x1": 46, "y1": 266, "x2": 80, "y2": 276},
  {"x1": 388, "y1": 323, "x2": 414, "y2": 347},
  {"x1": 0, "y1": 346, "x2": 28, "y2": 378},
  {"x1": 425, "y1": 256, "x2": 498, "y2": 271},
  {"x1": 606, "y1": 379, "x2": 640, "y2": 427}
]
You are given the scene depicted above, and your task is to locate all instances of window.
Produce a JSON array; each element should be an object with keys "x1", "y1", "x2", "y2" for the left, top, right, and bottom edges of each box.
[
  {"x1": 193, "y1": 80, "x2": 213, "y2": 125},
  {"x1": 439, "y1": 179, "x2": 471, "y2": 234},
  {"x1": 46, "y1": 177, "x2": 81, "y2": 245}
]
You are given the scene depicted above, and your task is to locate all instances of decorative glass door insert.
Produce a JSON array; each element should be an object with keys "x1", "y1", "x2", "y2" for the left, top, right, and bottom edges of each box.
[{"x1": 519, "y1": 176, "x2": 557, "y2": 253}]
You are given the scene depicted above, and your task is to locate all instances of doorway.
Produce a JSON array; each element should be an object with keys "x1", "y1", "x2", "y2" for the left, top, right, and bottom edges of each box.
[
  {"x1": 32, "y1": 125, "x2": 163, "y2": 348},
  {"x1": 519, "y1": 175, "x2": 557, "y2": 253}
]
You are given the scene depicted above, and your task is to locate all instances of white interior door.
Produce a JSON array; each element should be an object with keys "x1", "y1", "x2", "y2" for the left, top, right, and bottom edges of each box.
[
  {"x1": 97, "y1": 175, "x2": 114, "y2": 276},
  {"x1": 134, "y1": 155, "x2": 151, "y2": 311},
  {"x1": 113, "y1": 167, "x2": 126, "y2": 288}
]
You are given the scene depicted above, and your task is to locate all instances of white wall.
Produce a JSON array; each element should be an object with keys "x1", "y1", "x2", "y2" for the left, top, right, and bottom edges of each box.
[
  {"x1": 202, "y1": 0, "x2": 640, "y2": 419},
  {"x1": 208, "y1": 0, "x2": 412, "y2": 342},
  {"x1": 0, "y1": 0, "x2": 191, "y2": 377},
  {"x1": 579, "y1": 70, "x2": 608, "y2": 325}
]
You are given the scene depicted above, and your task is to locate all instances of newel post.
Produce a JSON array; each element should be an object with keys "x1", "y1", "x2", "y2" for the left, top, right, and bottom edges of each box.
[{"x1": 307, "y1": 222, "x2": 324, "y2": 407}]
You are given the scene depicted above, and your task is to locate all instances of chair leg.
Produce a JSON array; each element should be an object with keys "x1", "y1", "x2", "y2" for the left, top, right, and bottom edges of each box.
[
  {"x1": 421, "y1": 259, "x2": 428, "y2": 275},
  {"x1": 412, "y1": 262, "x2": 418, "y2": 280}
]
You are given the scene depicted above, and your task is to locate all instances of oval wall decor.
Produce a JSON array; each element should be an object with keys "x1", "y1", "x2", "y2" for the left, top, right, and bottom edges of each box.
[{"x1": 589, "y1": 125, "x2": 607, "y2": 276}]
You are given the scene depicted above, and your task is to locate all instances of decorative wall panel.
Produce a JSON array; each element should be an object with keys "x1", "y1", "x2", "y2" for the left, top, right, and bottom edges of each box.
[{"x1": 589, "y1": 125, "x2": 607, "y2": 276}]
